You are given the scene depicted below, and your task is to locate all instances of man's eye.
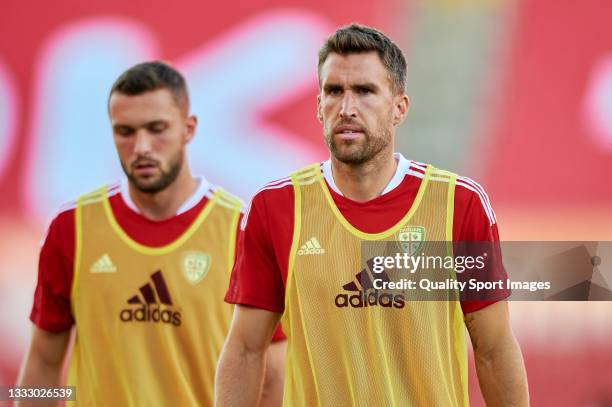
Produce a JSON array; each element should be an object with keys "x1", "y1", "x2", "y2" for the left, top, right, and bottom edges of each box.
[
  {"x1": 357, "y1": 88, "x2": 372, "y2": 95},
  {"x1": 327, "y1": 88, "x2": 342, "y2": 95},
  {"x1": 116, "y1": 128, "x2": 133, "y2": 136},
  {"x1": 149, "y1": 124, "x2": 167, "y2": 133}
]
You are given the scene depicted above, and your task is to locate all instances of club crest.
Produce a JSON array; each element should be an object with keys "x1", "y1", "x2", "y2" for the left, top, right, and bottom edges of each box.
[
  {"x1": 397, "y1": 226, "x2": 426, "y2": 255},
  {"x1": 182, "y1": 251, "x2": 211, "y2": 285}
]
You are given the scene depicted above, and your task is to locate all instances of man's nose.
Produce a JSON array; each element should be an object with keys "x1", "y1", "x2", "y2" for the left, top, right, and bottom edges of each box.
[
  {"x1": 133, "y1": 130, "x2": 152, "y2": 155},
  {"x1": 339, "y1": 92, "x2": 357, "y2": 118}
]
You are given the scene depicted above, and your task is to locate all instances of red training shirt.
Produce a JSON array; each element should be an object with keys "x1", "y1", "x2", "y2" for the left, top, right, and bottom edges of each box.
[
  {"x1": 30, "y1": 178, "x2": 287, "y2": 340},
  {"x1": 226, "y1": 154, "x2": 507, "y2": 314}
]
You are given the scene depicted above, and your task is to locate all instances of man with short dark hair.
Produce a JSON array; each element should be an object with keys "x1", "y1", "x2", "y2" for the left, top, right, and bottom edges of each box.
[
  {"x1": 216, "y1": 24, "x2": 529, "y2": 406},
  {"x1": 18, "y1": 61, "x2": 285, "y2": 406}
]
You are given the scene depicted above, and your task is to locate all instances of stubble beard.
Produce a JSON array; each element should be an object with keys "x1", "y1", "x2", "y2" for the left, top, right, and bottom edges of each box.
[
  {"x1": 325, "y1": 123, "x2": 392, "y2": 166},
  {"x1": 122, "y1": 151, "x2": 183, "y2": 194}
]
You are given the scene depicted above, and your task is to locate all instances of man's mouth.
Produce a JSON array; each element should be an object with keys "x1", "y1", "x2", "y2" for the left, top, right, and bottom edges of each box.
[
  {"x1": 132, "y1": 161, "x2": 158, "y2": 176},
  {"x1": 334, "y1": 125, "x2": 364, "y2": 140}
]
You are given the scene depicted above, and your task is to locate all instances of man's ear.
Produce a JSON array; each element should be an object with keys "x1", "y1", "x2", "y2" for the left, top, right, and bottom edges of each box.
[
  {"x1": 393, "y1": 94, "x2": 410, "y2": 126},
  {"x1": 185, "y1": 115, "x2": 197, "y2": 143},
  {"x1": 317, "y1": 94, "x2": 323, "y2": 123}
]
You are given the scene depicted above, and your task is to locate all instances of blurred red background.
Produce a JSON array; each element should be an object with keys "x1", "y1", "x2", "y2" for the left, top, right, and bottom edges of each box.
[{"x1": 1, "y1": 0, "x2": 611, "y2": 405}]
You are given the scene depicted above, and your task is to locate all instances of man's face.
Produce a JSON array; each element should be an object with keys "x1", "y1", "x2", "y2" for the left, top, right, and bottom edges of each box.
[
  {"x1": 109, "y1": 88, "x2": 195, "y2": 193},
  {"x1": 318, "y1": 52, "x2": 408, "y2": 165}
]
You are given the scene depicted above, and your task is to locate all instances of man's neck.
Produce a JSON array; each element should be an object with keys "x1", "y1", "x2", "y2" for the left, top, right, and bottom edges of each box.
[
  {"x1": 331, "y1": 149, "x2": 398, "y2": 202},
  {"x1": 128, "y1": 168, "x2": 199, "y2": 221}
]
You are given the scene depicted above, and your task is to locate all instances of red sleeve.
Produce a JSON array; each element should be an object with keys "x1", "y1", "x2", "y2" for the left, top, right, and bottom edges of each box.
[
  {"x1": 233, "y1": 212, "x2": 244, "y2": 267},
  {"x1": 453, "y1": 181, "x2": 510, "y2": 314},
  {"x1": 30, "y1": 209, "x2": 76, "y2": 332},
  {"x1": 231, "y1": 210, "x2": 287, "y2": 341},
  {"x1": 225, "y1": 185, "x2": 291, "y2": 313}
]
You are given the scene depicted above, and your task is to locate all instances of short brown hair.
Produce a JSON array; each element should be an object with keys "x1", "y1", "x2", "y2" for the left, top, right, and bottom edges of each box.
[
  {"x1": 109, "y1": 61, "x2": 189, "y2": 112},
  {"x1": 318, "y1": 23, "x2": 407, "y2": 95}
]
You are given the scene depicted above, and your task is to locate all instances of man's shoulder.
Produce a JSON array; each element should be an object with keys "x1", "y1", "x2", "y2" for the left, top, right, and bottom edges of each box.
[
  {"x1": 209, "y1": 184, "x2": 245, "y2": 212},
  {"x1": 48, "y1": 183, "x2": 121, "y2": 226},
  {"x1": 251, "y1": 174, "x2": 297, "y2": 204},
  {"x1": 75, "y1": 182, "x2": 123, "y2": 210},
  {"x1": 256, "y1": 162, "x2": 323, "y2": 196},
  {"x1": 452, "y1": 172, "x2": 496, "y2": 226},
  {"x1": 408, "y1": 160, "x2": 496, "y2": 225},
  {"x1": 42, "y1": 183, "x2": 118, "y2": 247},
  {"x1": 409, "y1": 160, "x2": 482, "y2": 188},
  {"x1": 45, "y1": 201, "x2": 76, "y2": 241},
  {"x1": 241, "y1": 174, "x2": 300, "y2": 231}
]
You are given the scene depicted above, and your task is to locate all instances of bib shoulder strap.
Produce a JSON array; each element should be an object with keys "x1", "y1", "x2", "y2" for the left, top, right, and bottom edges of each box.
[
  {"x1": 212, "y1": 187, "x2": 244, "y2": 211},
  {"x1": 290, "y1": 163, "x2": 321, "y2": 186},
  {"x1": 77, "y1": 185, "x2": 110, "y2": 208},
  {"x1": 427, "y1": 166, "x2": 457, "y2": 183}
]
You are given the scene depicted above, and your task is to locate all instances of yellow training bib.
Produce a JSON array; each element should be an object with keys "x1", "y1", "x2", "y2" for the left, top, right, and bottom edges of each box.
[
  {"x1": 281, "y1": 164, "x2": 468, "y2": 407},
  {"x1": 68, "y1": 186, "x2": 242, "y2": 406}
]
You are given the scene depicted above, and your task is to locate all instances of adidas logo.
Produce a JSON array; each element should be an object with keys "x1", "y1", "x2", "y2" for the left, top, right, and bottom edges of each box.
[
  {"x1": 90, "y1": 254, "x2": 117, "y2": 273},
  {"x1": 334, "y1": 258, "x2": 405, "y2": 309},
  {"x1": 119, "y1": 270, "x2": 181, "y2": 326},
  {"x1": 297, "y1": 237, "x2": 325, "y2": 255}
]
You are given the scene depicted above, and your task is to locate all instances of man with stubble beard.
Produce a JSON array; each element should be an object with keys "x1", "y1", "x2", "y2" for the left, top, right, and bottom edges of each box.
[
  {"x1": 217, "y1": 24, "x2": 529, "y2": 406},
  {"x1": 18, "y1": 61, "x2": 285, "y2": 406}
]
